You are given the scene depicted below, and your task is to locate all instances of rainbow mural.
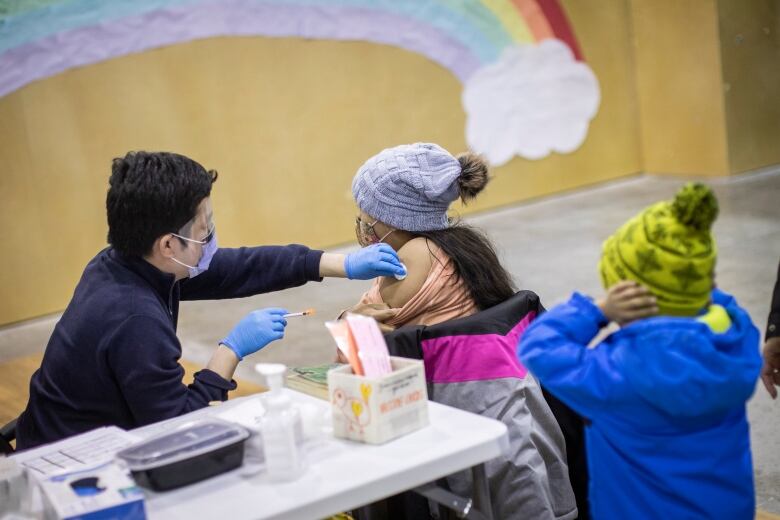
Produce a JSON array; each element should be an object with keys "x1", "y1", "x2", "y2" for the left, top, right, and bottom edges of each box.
[{"x1": 0, "y1": 0, "x2": 600, "y2": 164}]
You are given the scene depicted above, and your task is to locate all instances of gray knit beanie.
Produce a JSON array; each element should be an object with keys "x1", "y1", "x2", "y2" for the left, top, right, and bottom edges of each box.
[{"x1": 352, "y1": 143, "x2": 464, "y2": 232}]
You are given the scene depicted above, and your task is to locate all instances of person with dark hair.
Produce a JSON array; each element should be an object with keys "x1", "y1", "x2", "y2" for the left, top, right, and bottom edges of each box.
[
  {"x1": 16, "y1": 151, "x2": 405, "y2": 450},
  {"x1": 349, "y1": 143, "x2": 515, "y2": 327},
  {"x1": 344, "y1": 143, "x2": 577, "y2": 520}
]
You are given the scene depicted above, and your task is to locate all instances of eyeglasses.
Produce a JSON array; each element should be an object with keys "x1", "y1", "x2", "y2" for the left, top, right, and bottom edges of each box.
[{"x1": 172, "y1": 224, "x2": 215, "y2": 245}]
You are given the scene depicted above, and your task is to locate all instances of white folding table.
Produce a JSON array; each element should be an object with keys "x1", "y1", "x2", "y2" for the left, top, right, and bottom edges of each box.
[{"x1": 134, "y1": 390, "x2": 509, "y2": 520}]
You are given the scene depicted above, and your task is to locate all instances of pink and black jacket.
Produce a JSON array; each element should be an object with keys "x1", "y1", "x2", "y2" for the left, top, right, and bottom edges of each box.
[{"x1": 384, "y1": 290, "x2": 578, "y2": 520}]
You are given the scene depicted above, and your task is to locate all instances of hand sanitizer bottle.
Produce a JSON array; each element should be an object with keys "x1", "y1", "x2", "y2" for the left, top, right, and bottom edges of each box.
[{"x1": 255, "y1": 363, "x2": 304, "y2": 481}]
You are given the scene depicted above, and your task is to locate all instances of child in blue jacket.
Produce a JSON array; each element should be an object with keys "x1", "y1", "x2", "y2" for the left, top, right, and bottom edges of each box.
[{"x1": 518, "y1": 183, "x2": 762, "y2": 519}]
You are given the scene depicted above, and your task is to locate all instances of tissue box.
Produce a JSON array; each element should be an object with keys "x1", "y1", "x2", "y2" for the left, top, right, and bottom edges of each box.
[
  {"x1": 39, "y1": 461, "x2": 145, "y2": 520},
  {"x1": 328, "y1": 357, "x2": 429, "y2": 444}
]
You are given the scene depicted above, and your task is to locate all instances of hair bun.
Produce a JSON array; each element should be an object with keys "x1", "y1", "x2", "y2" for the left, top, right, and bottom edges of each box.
[
  {"x1": 456, "y1": 152, "x2": 489, "y2": 202},
  {"x1": 671, "y1": 182, "x2": 719, "y2": 231}
]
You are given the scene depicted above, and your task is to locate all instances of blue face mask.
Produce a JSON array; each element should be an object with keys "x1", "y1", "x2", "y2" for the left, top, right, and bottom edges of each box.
[{"x1": 171, "y1": 228, "x2": 217, "y2": 278}]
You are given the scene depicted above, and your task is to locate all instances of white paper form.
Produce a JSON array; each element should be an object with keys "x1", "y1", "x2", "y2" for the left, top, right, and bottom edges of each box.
[{"x1": 12, "y1": 426, "x2": 141, "y2": 478}]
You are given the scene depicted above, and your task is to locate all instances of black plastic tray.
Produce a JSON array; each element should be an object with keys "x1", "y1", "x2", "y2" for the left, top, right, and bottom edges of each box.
[{"x1": 130, "y1": 439, "x2": 246, "y2": 491}]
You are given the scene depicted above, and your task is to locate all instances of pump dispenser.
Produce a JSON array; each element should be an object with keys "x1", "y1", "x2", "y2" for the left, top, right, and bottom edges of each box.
[{"x1": 255, "y1": 363, "x2": 304, "y2": 481}]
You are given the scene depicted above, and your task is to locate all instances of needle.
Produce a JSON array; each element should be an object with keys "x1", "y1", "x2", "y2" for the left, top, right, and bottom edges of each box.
[{"x1": 283, "y1": 308, "x2": 316, "y2": 318}]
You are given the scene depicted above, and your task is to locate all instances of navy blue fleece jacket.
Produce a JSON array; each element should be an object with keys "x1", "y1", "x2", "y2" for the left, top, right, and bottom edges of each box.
[{"x1": 17, "y1": 245, "x2": 323, "y2": 449}]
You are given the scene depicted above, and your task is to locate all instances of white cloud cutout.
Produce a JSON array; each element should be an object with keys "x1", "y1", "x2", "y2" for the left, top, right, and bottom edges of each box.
[{"x1": 462, "y1": 39, "x2": 601, "y2": 165}]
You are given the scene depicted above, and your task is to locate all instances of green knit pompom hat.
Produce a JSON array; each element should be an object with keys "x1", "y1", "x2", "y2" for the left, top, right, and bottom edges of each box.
[{"x1": 598, "y1": 183, "x2": 719, "y2": 316}]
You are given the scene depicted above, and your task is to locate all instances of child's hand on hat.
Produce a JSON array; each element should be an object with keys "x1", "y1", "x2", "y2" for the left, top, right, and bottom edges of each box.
[{"x1": 597, "y1": 281, "x2": 659, "y2": 326}]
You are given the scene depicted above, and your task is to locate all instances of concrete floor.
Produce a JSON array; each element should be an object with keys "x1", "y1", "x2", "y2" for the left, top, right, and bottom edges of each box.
[{"x1": 2, "y1": 169, "x2": 779, "y2": 512}]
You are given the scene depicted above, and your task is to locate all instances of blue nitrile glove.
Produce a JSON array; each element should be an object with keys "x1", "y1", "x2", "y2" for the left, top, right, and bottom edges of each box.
[
  {"x1": 344, "y1": 243, "x2": 407, "y2": 280},
  {"x1": 221, "y1": 308, "x2": 289, "y2": 360}
]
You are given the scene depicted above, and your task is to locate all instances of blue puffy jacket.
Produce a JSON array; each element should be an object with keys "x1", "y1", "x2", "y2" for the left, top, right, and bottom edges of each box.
[{"x1": 518, "y1": 289, "x2": 761, "y2": 519}]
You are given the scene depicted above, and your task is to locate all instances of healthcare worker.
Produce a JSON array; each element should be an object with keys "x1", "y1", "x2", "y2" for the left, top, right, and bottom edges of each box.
[{"x1": 16, "y1": 151, "x2": 405, "y2": 449}]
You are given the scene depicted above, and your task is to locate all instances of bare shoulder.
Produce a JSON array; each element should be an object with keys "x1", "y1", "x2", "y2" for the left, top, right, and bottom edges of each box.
[
  {"x1": 399, "y1": 236, "x2": 437, "y2": 264},
  {"x1": 378, "y1": 237, "x2": 436, "y2": 309}
]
